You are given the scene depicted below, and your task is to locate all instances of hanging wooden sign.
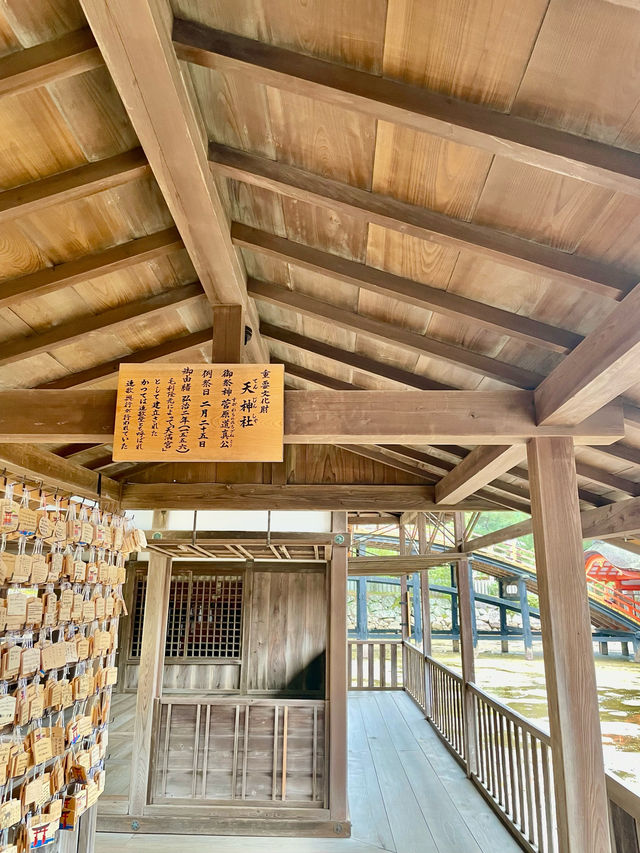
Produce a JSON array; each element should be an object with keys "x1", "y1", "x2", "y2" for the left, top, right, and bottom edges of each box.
[{"x1": 112, "y1": 363, "x2": 284, "y2": 462}]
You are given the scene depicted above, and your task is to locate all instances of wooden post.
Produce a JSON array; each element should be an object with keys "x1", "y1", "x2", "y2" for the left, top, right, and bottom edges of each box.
[
  {"x1": 468, "y1": 562, "x2": 478, "y2": 649},
  {"x1": 328, "y1": 511, "x2": 348, "y2": 826},
  {"x1": 417, "y1": 514, "x2": 432, "y2": 655},
  {"x1": 412, "y1": 573, "x2": 422, "y2": 643},
  {"x1": 450, "y1": 565, "x2": 460, "y2": 652},
  {"x1": 499, "y1": 581, "x2": 509, "y2": 653},
  {"x1": 128, "y1": 541, "x2": 172, "y2": 815},
  {"x1": 454, "y1": 512, "x2": 478, "y2": 778},
  {"x1": 518, "y1": 577, "x2": 534, "y2": 661},
  {"x1": 527, "y1": 437, "x2": 611, "y2": 853},
  {"x1": 356, "y1": 576, "x2": 367, "y2": 640},
  {"x1": 212, "y1": 304, "x2": 244, "y2": 363}
]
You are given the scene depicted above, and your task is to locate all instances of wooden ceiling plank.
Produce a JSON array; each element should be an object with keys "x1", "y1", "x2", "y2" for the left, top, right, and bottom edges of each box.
[
  {"x1": 336, "y1": 444, "x2": 437, "y2": 483},
  {"x1": 0, "y1": 27, "x2": 102, "y2": 98},
  {"x1": 262, "y1": 322, "x2": 456, "y2": 391},
  {"x1": 435, "y1": 445, "x2": 527, "y2": 504},
  {"x1": 0, "y1": 226, "x2": 183, "y2": 310},
  {"x1": 535, "y1": 284, "x2": 640, "y2": 425},
  {"x1": 175, "y1": 18, "x2": 640, "y2": 200},
  {"x1": 79, "y1": 0, "x2": 268, "y2": 362},
  {"x1": 233, "y1": 223, "x2": 579, "y2": 353},
  {"x1": 120, "y1": 482, "x2": 498, "y2": 512},
  {"x1": 0, "y1": 444, "x2": 120, "y2": 504},
  {"x1": 250, "y1": 278, "x2": 543, "y2": 388},
  {"x1": 0, "y1": 147, "x2": 149, "y2": 226},
  {"x1": 210, "y1": 143, "x2": 635, "y2": 299},
  {"x1": 37, "y1": 328, "x2": 212, "y2": 390},
  {"x1": 0, "y1": 281, "x2": 204, "y2": 366},
  {"x1": 0, "y1": 388, "x2": 622, "y2": 444},
  {"x1": 276, "y1": 359, "x2": 361, "y2": 391}
]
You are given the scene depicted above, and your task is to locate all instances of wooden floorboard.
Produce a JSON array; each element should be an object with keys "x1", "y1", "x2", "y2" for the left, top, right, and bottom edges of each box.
[{"x1": 96, "y1": 691, "x2": 524, "y2": 852}]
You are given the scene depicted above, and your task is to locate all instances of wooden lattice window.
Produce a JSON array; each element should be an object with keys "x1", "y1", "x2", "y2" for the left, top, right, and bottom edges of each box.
[
  {"x1": 130, "y1": 570, "x2": 243, "y2": 661},
  {"x1": 129, "y1": 574, "x2": 147, "y2": 658}
]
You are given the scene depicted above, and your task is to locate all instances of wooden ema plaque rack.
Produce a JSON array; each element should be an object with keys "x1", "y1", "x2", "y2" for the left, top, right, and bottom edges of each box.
[{"x1": 113, "y1": 363, "x2": 284, "y2": 463}]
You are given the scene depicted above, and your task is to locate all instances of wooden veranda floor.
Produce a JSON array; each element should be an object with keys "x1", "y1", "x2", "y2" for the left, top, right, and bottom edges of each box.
[{"x1": 97, "y1": 691, "x2": 521, "y2": 852}]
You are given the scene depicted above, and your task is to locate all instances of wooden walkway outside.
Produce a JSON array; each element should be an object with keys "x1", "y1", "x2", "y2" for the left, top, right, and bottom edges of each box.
[{"x1": 97, "y1": 691, "x2": 522, "y2": 852}]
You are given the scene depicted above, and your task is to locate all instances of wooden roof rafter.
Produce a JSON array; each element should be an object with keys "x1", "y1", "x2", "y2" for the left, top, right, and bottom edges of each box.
[
  {"x1": 172, "y1": 17, "x2": 640, "y2": 201},
  {"x1": 78, "y1": 0, "x2": 269, "y2": 362}
]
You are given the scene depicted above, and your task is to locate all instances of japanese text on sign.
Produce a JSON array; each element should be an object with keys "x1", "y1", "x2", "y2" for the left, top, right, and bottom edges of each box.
[{"x1": 113, "y1": 364, "x2": 284, "y2": 462}]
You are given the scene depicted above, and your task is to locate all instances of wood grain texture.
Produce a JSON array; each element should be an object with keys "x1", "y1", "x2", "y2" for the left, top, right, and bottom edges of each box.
[
  {"x1": 527, "y1": 437, "x2": 610, "y2": 853},
  {"x1": 209, "y1": 143, "x2": 638, "y2": 299},
  {"x1": 233, "y1": 223, "x2": 579, "y2": 352}
]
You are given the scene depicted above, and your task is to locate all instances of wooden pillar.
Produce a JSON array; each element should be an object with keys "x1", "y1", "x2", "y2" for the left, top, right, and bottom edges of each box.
[
  {"x1": 412, "y1": 574, "x2": 422, "y2": 643},
  {"x1": 450, "y1": 564, "x2": 459, "y2": 651},
  {"x1": 468, "y1": 562, "x2": 478, "y2": 649},
  {"x1": 356, "y1": 576, "x2": 368, "y2": 640},
  {"x1": 527, "y1": 437, "x2": 611, "y2": 853},
  {"x1": 499, "y1": 581, "x2": 509, "y2": 653},
  {"x1": 518, "y1": 577, "x2": 534, "y2": 661},
  {"x1": 128, "y1": 548, "x2": 172, "y2": 815},
  {"x1": 417, "y1": 514, "x2": 432, "y2": 656},
  {"x1": 328, "y1": 511, "x2": 349, "y2": 825},
  {"x1": 212, "y1": 304, "x2": 244, "y2": 363},
  {"x1": 454, "y1": 513, "x2": 478, "y2": 778}
]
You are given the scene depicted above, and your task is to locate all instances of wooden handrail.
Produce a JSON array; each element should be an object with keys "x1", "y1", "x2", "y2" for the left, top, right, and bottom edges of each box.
[{"x1": 467, "y1": 682, "x2": 551, "y2": 746}]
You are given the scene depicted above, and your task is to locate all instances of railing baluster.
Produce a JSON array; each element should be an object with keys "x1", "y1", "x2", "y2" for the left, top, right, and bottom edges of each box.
[
  {"x1": 541, "y1": 741, "x2": 555, "y2": 853},
  {"x1": 356, "y1": 642, "x2": 363, "y2": 688},
  {"x1": 380, "y1": 643, "x2": 387, "y2": 688},
  {"x1": 391, "y1": 643, "x2": 398, "y2": 688},
  {"x1": 368, "y1": 643, "x2": 374, "y2": 688},
  {"x1": 531, "y1": 736, "x2": 544, "y2": 851},
  {"x1": 505, "y1": 717, "x2": 517, "y2": 828},
  {"x1": 514, "y1": 724, "x2": 526, "y2": 837},
  {"x1": 522, "y1": 731, "x2": 535, "y2": 845},
  {"x1": 272, "y1": 705, "x2": 279, "y2": 801}
]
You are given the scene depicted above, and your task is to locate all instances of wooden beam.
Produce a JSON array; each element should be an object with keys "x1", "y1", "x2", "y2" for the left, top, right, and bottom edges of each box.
[
  {"x1": 120, "y1": 483, "x2": 500, "y2": 511},
  {"x1": 0, "y1": 282, "x2": 204, "y2": 366},
  {"x1": 536, "y1": 284, "x2": 640, "y2": 425},
  {"x1": 233, "y1": 223, "x2": 579, "y2": 353},
  {"x1": 80, "y1": 0, "x2": 267, "y2": 362},
  {"x1": 575, "y1": 461, "x2": 640, "y2": 497},
  {"x1": 176, "y1": 19, "x2": 640, "y2": 202},
  {"x1": 0, "y1": 147, "x2": 148, "y2": 226},
  {"x1": 0, "y1": 27, "x2": 102, "y2": 98},
  {"x1": 435, "y1": 446, "x2": 527, "y2": 504},
  {"x1": 251, "y1": 278, "x2": 543, "y2": 388},
  {"x1": 337, "y1": 444, "x2": 437, "y2": 483},
  {"x1": 38, "y1": 329, "x2": 212, "y2": 390},
  {"x1": 0, "y1": 444, "x2": 120, "y2": 504},
  {"x1": 0, "y1": 226, "x2": 182, "y2": 310},
  {"x1": 349, "y1": 555, "x2": 463, "y2": 575},
  {"x1": 210, "y1": 143, "x2": 634, "y2": 300},
  {"x1": 527, "y1": 437, "x2": 610, "y2": 853},
  {"x1": 212, "y1": 304, "x2": 244, "y2": 363},
  {"x1": 580, "y1": 494, "x2": 640, "y2": 540},
  {"x1": 0, "y1": 389, "x2": 623, "y2": 444},
  {"x1": 262, "y1": 322, "x2": 455, "y2": 391}
]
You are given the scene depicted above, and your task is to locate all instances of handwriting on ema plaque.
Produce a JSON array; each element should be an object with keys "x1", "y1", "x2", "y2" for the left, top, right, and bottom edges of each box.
[{"x1": 112, "y1": 363, "x2": 284, "y2": 462}]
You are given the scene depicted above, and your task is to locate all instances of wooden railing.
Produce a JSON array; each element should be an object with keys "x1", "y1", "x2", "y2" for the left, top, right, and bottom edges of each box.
[
  {"x1": 403, "y1": 642, "x2": 426, "y2": 712},
  {"x1": 348, "y1": 640, "x2": 402, "y2": 689},
  {"x1": 150, "y1": 696, "x2": 325, "y2": 806},
  {"x1": 469, "y1": 683, "x2": 556, "y2": 853},
  {"x1": 608, "y1": 774, "x2": 640, "y2": 853},
  {"x1": 425, "y1": 654, "x2": 465, "y2": 763},
  {"x1": 355, "y1": 643, "x2": 640, "y2": 853}
]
